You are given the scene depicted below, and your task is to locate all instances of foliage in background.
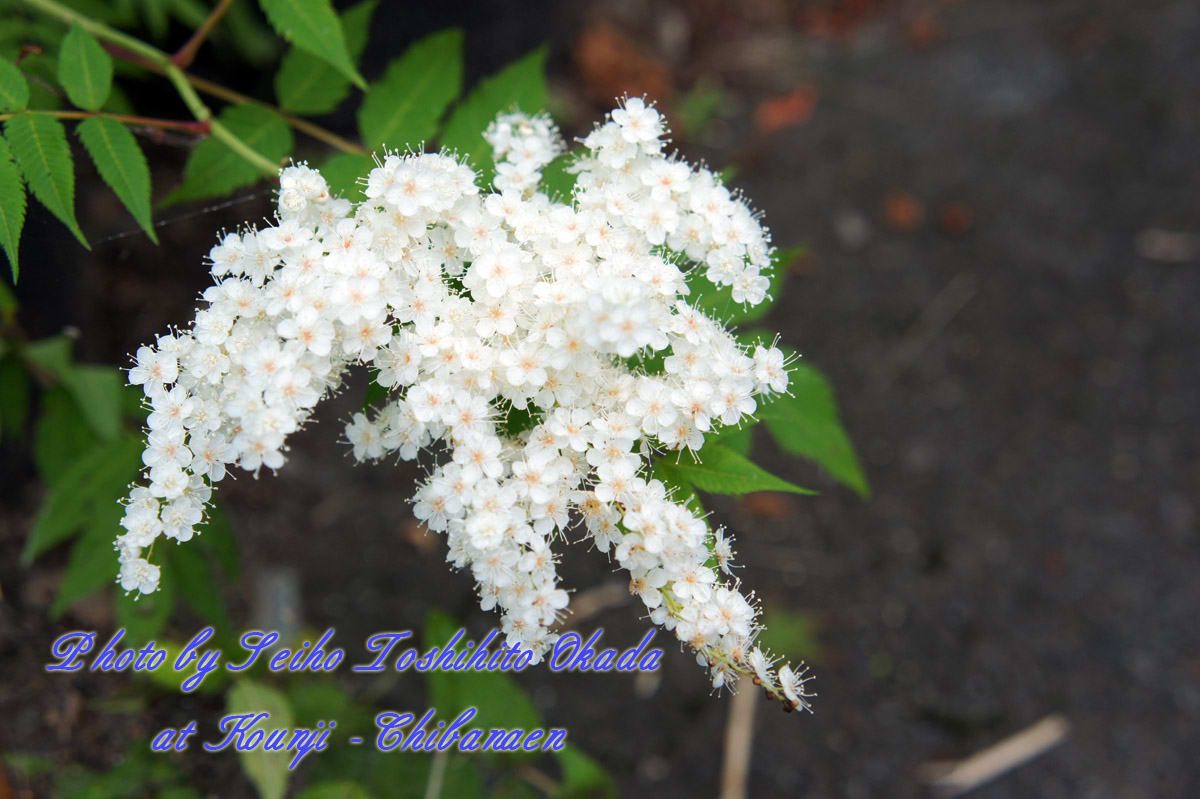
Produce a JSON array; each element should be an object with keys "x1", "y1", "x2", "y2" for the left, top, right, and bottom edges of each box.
[{"x1": 1, "y1": 0, "x2": 865, "y2": 795}]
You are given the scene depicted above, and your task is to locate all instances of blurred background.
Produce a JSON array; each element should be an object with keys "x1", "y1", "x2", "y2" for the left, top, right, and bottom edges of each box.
[{"x1": 2, "y1": 0, "x2": 1198, "y2": 796}]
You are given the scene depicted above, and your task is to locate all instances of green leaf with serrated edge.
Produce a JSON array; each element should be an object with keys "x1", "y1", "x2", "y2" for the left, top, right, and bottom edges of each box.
[
  {"x1": 58, "y1": 23, "x2": 113, "y2": 111},
  {"x1": 0, "y1": 138, "x2": 24, "y2": 278},
  {"x1": 321, "y1": 151, "x2": 372, "y2": 200},
  {"x1": 164, "y1": 104, "x2": 292, "y2": 205},
  {"x1": 33, "y1": 387, "x2": 98, "y2": 480},
  {"x1": 169, "y1": 543, "x2": 230, "y2": 631},
  {"x1": 258, "y1": 0, "x2": 366, "y2": 90},
  {"x1": 3, "y1": 113, "x2": 88, "y2": 248},
  {"x1": 687, "y1": 245, "x2": 804, "y2": 325},
  {"x1": 661, "y1": 442, "x2": 815, "y2": 496},
  {"x1": 0, "y1": 355, "x2": 29, "y2": 444},
  {"x1": 227, "y1": 679, "x2": 294, "y2": 799},
  {"x1": 0, "y1": 60, "x2": 29, "y2": 112},
  {"x1": 439, "y1": 46, "x2": 547, "y2": 186},
  {"x1": 115, "y1": 563, "x2": 173, "y2": 647},
  {"x1": 757, "y1": 367, "x2": 869, "y2": 497},
  {"x1": 21, "y1": 434, "x2": 142, "y2": 564},
  {"x1": 51, "y1": 498, "x2": 121, "y2": 617},
  {"x1": 76, "y1": 117, "x2": 156, "y2": 242},
  {"x1": 554, "y1": 748, "x2": 616, "y2": 799},
  {"x1": 423, "y1": 610, "x2": 544, "y2": 734},
  {"x1": 275, "y1": 0, "x2": 375, "y2": 114},
  {"x1": 297, "y1": 781, "x2": 373, "y2": 799},
  {"x1": 357, "y1": 28, "x2": 462, "y2": 151}
]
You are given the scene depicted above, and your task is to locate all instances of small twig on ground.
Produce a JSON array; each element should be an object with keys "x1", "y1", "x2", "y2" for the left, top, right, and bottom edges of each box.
[
  {"x1": 920, "y1": 714, "x2": 1070, "y2": 796},
  {"x1": 879, "y1": 270, "x2": 979, "y2": 387},
  {"x1": 718, "y1": 685, "x2": 758, "y2": 799}
]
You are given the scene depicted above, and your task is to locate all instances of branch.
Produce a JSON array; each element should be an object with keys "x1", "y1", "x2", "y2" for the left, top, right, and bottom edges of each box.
[
  {"x1": 171, "y1": 0, "x2": 234, "y2": 68},
  {"x1": 21, "y1": 0, "x2": 279, "y2": 176},
  {"x1": 0, "y1": 109, "x2": 210, "y2": 135}
]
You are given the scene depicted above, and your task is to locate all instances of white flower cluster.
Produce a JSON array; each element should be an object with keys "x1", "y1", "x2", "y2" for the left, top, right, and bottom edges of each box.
[{"x1": 116, "y1": 98, "x2": 813, "y2": 710}]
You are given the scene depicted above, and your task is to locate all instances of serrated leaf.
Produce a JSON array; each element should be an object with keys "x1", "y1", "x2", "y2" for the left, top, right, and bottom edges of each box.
[
  {"x1": 0, "y1": 354, "x2": 30, "y2": 443},
  {"x1": 439, "y1": 46, "x2": 547, "y2": 186},
  {"x1": 3, "y1": 113, "x2": 88, "y2": 248},
  {"x1": 688, "y1": 245, "x2": 804, "y2": 325},
  {"x1": 0, "y1": 60, "x2": 29, "y2": 112},
  {"x1": 708, "y1": 423, "x2": 753, "y2": 457},
  {"x1": 76, "y1": 116, "x2": 156, "y2": 242},
  {"x1": 320, "y1": 151, "x2": 372, "y2": 200},
  {"x1": 357, "y1": 28, "x2": 462, "y2": 151},
  {"x1": 757, "y1": 363, "x2": 869, "y2": 497},
  {"x1": 165, "y1": 104, "x2": 292, "y2": 205},
  {"x1": 258, "y1": 0, "x2": 365, "y2": 90},
  {"x1": 274, "y1": 0, "x2": 375, "y2": 114},
  {"x1": 58, "y1": 23, "x2": 113, "y2": 111},
  {"x1": 22, "y1": 434, "x2": 142, "y2": 564},
  {"x1": 33, "y1": 386, "x2": 98, "y2": 479},
  {"x1": 0, "y1": 135, "x2": 24, "y2": 279},
  {"x1": 169, "y1": 542, "x2": 230, "y2": 631},
  {"x1": 115, "y1": 562, "x2": 173, "y2": 646},
  {"x1": 227, "y1": 679, "x2": 294, "y2": 799},
  {"x1": 51, "y1": 498, "x2": 122, "y2": 617},
  {"x1": 660, "y1": 442, "x2": 814, "y2": 496}
]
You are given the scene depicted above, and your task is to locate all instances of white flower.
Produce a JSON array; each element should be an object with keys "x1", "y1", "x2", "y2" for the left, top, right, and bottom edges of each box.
[{"x1": 113, "y1": 103, "x2": 811, "y2": 710}]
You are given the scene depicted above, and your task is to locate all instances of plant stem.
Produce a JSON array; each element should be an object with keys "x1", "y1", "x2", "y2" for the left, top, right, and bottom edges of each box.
[
  {"x1": 171, "y1": 0, "x2": 234, "y2": 68},
  {"x1": 0, "y1": 109, "x2": 210, "y2": 134},
  {"x1": 20, "y1": 0, "x2": 280, "y2": 176}
]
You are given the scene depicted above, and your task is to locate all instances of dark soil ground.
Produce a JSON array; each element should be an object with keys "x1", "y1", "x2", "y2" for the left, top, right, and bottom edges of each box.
[{"x1": 2, "y1": 0, "x2": 1198, "y2": 797}]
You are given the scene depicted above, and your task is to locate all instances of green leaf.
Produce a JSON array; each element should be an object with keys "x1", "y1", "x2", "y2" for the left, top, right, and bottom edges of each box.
[
  {"x1": 755, "y1": 608, "x2": 822, "y2": 662},
  {"x1": 554, "y1": 748, "x2": 616, "y2": 798},
  {"x1": 0, "y1": 354, "x2": 30, "y2": 444},
  {"x1": 708, "y1": 423, "x2": 753, "y2": 457},
  {"x1": 0, "y1": 60, "x2": 29, "y2": 112},
  {"x1": 649, "y1": 457, "x2": 703, "y2": 515},
  {"x1": 22, "y1": 336, "x2": 122, "y2": 441},
  {"x1": 76, "y1": 117, "x2": 156, "y2": 243},
  {"x1": 320, "y1": 151, "x2": 372, "y2": 200},
  {"x1": 22, "y1": 434, "x2": 142, "y2": 564},
  {"x1": 3, "y1": 113, "x2": 88, "y2": 248},
  {"x1": 297, "y1": 781, "x2": 373, "y2": 799},
  {"x1": 357, "y1": 29, "x2": 462, "y2": 152},
  {"x1": 362, "y1": 369, "x2": 387, "y2": 413},
  {"x1": 197, "y1": 500, "x2": 239, "y2": 576},
  {"x1": 115, "y1": 563, "x2": 173, "y2": 646},
  {"x1": 0, "y1": 136, "x2": 25, "y2": 280},
  {"x1": 165, "y1": 104, "x2": 292, "y2": 205},
  {"x1": 274, "y1": 0, "x2": 376, "y2": 114},
  {"x1": 439, "y1": 46, "x2": 548, "y2": 186},
  {"x1": 539, "y1": 153, "x2": 577, "y2": 200},
  {"x1": 51, "y1": 498, "x2": 122, "y2": 617},
  {"x1": 33, "y1": 386, "x2": 99, "y2": 480},
  {"x1": 227, "y1": 679, "x2": 295, "y2": 799},
  {"x1": 258, "y1": 0, "x2": 366, "y2": 90},
  {"x1": 757, "y1": 363, "x2": 869, "y2": 497},
  {"x1": 58, "y1": 23, "x2": 113, "y2": 111},
  {"x1": 423, "y1": 610, "x2": 543, "y2": 733},
  {"x1": 169, "y1": 542, "x2": 230, "y2": 631},
  {"x1": 687, "y1": 245, "x2": 803, "y2": 325},
  {"x1": 659, "y1": 442, "x2": 814, "y2": 496}
]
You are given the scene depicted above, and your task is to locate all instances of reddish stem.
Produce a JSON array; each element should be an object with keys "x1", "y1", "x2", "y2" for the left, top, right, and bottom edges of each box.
[{"x1": 170, "y1": 0, "x2": 235, "y2": 68}]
